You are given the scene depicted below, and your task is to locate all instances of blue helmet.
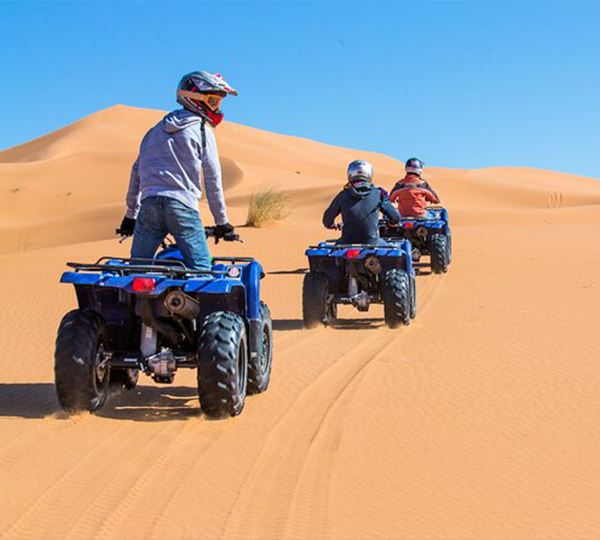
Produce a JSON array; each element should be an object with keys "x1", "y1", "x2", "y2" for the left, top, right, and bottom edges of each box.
[{"x1": 405, "y1": 157, "x2": 424, "y2": 175}]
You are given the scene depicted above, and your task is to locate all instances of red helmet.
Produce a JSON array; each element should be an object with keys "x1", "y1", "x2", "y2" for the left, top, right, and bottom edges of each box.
[{"x1": 176, "y1": 71, "x2": 238, "y2": 127}]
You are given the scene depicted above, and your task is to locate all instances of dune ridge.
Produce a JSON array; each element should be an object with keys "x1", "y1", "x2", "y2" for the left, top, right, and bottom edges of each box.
[
  {"x1": 0, "y1": 106, "x2": 599, "y2": 540},
  {"x1": 1, "y1": 105, "x2": 599, "y2": 253}
]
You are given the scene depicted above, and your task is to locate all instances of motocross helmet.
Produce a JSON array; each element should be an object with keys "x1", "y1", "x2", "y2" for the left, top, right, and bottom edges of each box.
[
  {"x1": 347, "y1": 160, "x2": 374, "y2": 183},
  {"x1": 405, "y1": 157, "x2": 424, "y2": 176},
  {"x1": 176, "y1": 71, "x2": 238, "y2": 127}
]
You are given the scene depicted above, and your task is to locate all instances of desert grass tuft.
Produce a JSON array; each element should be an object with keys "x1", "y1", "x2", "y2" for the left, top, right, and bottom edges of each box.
[{"x1": 246, "y1": 186, "x2": 290, "y2": 227}]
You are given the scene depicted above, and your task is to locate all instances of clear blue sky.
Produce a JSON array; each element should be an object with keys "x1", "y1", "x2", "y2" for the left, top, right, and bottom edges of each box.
[{"x1": 1, "y1": 1, "x2": 599, "y2": 178}]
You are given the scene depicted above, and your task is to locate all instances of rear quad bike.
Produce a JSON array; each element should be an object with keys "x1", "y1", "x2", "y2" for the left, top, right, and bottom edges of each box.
[
  {"x1": 54, "y1": 228, "x2": 272, "y2": 419},
  {"x1": 379, "y1": 206, "x2": 452, "y2": 274},
  {"x1": 303, "y1": 236, "x2": 416, "y2": 329}
]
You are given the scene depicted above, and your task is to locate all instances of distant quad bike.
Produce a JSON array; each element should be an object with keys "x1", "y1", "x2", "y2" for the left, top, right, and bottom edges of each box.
[
  {"x1": 303, "y1": 234, "x2": 416, "y2": 330},
  {"x1": 54, "y1": 228, "x2": 272, "y2": 419},
  {"x1": 379, "y1": 206, "x2": 452, "y2": 274}
]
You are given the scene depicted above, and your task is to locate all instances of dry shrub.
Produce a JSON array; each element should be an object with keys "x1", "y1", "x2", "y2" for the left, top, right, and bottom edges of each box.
[{"x1": 246, "y1": 186, "x2": 290, "y2": 227}]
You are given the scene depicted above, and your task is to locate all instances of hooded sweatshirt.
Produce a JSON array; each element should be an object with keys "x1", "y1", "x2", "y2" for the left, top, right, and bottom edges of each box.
[
  {"x1": 323, "y1": 182, "x2": 400, "y2": 244},
  {"x1": 126, "y1": 109, "x2": 228, "y2": 224}
]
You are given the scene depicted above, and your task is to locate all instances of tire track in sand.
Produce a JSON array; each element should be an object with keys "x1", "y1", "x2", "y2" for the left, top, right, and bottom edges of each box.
[
  {"x1": 91, "y1": 420, "x2": 227, "y2": 540},
  {"x1": 219, "y1": 327, "x2": 412, "y2": 540},
  {"x1": 218, "y1": 275, "x2": 442, "y2": 540},
  {"x1": 0, "y1": 422, "x2": 165, "y2": 540}
]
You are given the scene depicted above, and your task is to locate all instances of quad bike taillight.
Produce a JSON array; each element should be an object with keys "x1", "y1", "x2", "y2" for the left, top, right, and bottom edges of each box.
[
  {"x1": 346, "y1": 249, "x2": 361, "y2": 259},
  {"x1": 132, "y1": 277, "x2": 156, "y2": 292},
  {"x1": 403, "y1": 222, "x2": 415, "y2": 228}
]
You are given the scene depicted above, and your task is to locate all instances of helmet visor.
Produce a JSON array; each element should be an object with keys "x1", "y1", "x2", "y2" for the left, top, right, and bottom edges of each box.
[
  {"x1": 177, "y1": 90, "x2": 224, "y2": 112},
  {"x1": 200, "y1": 93, "x2": 223, "y2": 111}
]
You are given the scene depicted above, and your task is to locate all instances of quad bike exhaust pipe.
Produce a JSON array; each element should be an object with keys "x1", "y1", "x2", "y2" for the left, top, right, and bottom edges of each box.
[
  {"x1": 164, "y1": 291, "x2": 200, "y2": 320},
  {"x1": 364, "y1": 255, "x2": 382, "y2": 275},
  {"x1": 141, "y1": 298, "x2": 180, "y2": 345}
]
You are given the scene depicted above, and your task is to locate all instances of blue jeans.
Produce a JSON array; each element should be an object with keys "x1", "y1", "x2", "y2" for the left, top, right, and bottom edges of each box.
[{"x1": 131, "y1": 196, "x2": 211, "y2": 270}]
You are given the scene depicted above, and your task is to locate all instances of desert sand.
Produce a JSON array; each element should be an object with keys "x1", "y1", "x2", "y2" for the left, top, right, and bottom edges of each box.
[{"x1": 1, "y1": 105, "x2": 600, "y2": 540}]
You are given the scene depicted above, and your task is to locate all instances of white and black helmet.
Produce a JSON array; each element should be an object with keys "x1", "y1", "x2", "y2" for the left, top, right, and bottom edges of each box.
[
  {"x1": 405, "y1": 157, "x2": 424, "y2": 175},
  {"x1": 347, "y1": 160, "x2": 374, "y2": 183},
  {"x1": 176, "y1": 71, "x2": 238, "y2": 127}
]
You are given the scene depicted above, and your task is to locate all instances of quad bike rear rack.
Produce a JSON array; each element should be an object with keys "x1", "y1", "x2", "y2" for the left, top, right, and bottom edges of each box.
[
  {"x1": 308, "y1": 242, "x2": 404, "y2": 249},
  {"x1": 212, "y1": 256, "x2": 255, "y2": 263},
  {"x1": 66, "y1": 255, "x2": 258, "y2": 278},
  {"x1": 66, "y1": 257, "x2": 226, "y2": 278}
]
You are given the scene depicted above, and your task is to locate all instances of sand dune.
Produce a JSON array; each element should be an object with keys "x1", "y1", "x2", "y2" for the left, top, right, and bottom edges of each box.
[{"x1": 1, "y1": 106, "x2": 600, "y2": 540}]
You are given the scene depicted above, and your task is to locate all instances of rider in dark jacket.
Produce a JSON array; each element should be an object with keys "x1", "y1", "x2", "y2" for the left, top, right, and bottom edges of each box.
[{"x1": 323, "y1": 160, "x2": 400, "y2": 244}]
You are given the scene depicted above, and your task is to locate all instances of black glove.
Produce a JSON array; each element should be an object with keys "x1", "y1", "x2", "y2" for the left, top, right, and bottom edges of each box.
[
  {"x1": 117, "y1": 216, "x2": 136, "y2": 237},
  {"x1": 214, "y1": 223, "x2": 235, "y2": 244}
]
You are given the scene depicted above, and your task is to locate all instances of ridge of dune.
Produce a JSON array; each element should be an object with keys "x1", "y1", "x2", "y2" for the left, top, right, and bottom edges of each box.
[
  {"x1": 0, "y1": 105, "x2": 164, "y2": 163},
  {"x1": 0, "y1": 105, "x2": 599, "y2": 254}
]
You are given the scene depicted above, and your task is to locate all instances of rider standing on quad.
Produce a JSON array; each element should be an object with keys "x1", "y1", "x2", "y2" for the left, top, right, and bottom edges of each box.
[
  {"x1": 389, "y1": 158, "x2": 440, "y2": 217},
  {"x1": 118, "y1": 71, "x2": 238, "y2": 270},
  {"x1": 323, "y1": 160, "x2": 400, "y2": 244}
]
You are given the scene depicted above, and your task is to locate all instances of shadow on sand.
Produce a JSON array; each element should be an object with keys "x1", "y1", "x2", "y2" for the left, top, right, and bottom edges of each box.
[
  {"x1": 98, "y1": 385, "x2": 201, "y2": 422},
  {"x1": 272, "y1": 317, "x2": 382, "y2": 332},
  {"x1": 273, "y1": 319, "x2": 305, "y2": 331},
  {"x1": 0, "y1": 383, "x2": 201, "y2": 422},
  {"x1": 414, "y1": 262, "x2": 432, "y2": 276},
  {"x1": 0, "y1": 383, "x2": 58, "y2": 419},
  {"x1": 332, "y1": 317, "x2": 383, "y2": 330},
  {"x1": 267, "y1": 268, "x2": 308, "y2": 275}
]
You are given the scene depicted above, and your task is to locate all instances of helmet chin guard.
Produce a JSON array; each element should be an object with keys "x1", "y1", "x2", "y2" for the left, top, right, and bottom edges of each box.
[{"x1": 204, "y1": 108, "x2": 224, "y2": 127}]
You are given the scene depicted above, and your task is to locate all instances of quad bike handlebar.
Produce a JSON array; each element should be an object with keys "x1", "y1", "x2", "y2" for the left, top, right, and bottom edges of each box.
[
  {"x1": 204, "y1": 226, "x2": 243, "y2": 244},
  {"x1": 115, "y1": 226, "x2": 243, "y2": 245}
]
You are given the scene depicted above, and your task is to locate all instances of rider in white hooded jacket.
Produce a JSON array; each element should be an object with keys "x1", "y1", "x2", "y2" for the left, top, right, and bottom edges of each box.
[{"x1": 119, "y1": 71, "x2": 237, "y2": 270}]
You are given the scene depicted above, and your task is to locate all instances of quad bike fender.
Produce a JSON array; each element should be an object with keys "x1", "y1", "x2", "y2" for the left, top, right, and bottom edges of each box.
[{"x1": 240, "y1": 260, "x2": 263, "y2": 321}]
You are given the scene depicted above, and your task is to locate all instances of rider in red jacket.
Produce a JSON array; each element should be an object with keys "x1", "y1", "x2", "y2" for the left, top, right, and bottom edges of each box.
[{"x1": 389, "y1": 158, "x2": 439, "y2": 217}]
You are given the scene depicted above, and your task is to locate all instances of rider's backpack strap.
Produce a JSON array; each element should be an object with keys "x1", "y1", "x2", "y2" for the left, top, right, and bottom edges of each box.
[{"x1": 201, "y1": 120, "x2": 207, "y2": 152}]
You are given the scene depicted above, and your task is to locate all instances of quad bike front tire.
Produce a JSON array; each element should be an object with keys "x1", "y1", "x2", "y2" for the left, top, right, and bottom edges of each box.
[
  {"x1": 302, "y1": 272, "x2": 332, "y2": 328},
  {"x1": 429, "y1": 233, "x2": 449, "y2": 274},
  {"x1": 54, "y1": 309, "x2": 110, "y2": 412},
  {"x1": 197, "y1": 311, "x2": 248, "y2": 418},
  {"x1": 383, "y1": 269, "x2": 411, "y2": 329},
  {"x1": 247, "y1": 303, "x2": 273, "y2": 395}
]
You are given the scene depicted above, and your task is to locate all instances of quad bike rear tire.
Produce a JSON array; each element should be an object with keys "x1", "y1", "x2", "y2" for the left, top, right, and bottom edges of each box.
[
  {"x1": 54, "y1": 309, "x2": 110, "y2": 412},
  {"x1": 247, "y1": 303, "x2": 273, "y2": 395},
  {"x1": 446, "y1": 229, "x2": 452, "y2": 265},
  {"x1": 429, "y1": 233, "x2": 449, "y2": 274},
  {"x1": 302, "y1": 272, "x2": 332, "y2": 328},
  {"x1": 197, "y1": 311, "x2": 248, "y2": 418},
  {"x1": 410, "y1": 274, "x2": 417, "y2": 319},
  {"x1": 383, "y1": 269, "x2": 411, "y2": 329}
]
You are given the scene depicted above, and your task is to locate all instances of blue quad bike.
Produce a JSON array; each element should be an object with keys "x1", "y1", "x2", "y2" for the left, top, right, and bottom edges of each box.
[
  {"x1": 379, "y1": 206, "x2": 452, "y2": 274},
  {"x1": 303, "y1": 232, "x2": 417, "y2": 329},
  {"x1": 54, "y1": 228, "x2": 272, "y2": 418}
]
